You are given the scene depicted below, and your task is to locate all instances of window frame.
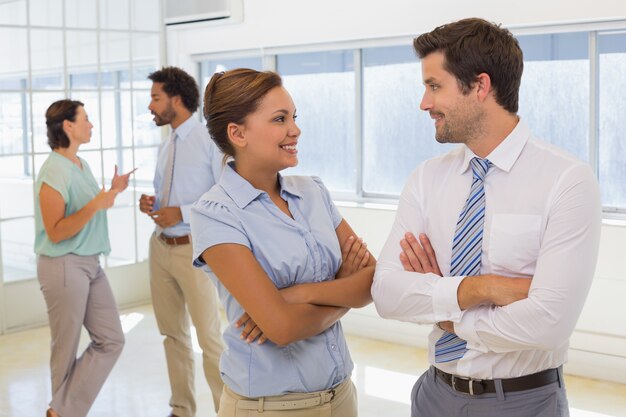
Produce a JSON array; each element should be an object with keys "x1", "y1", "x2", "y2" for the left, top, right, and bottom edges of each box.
[{"x1": 196, "y1": 21, "x2": 626, "y2": 218}]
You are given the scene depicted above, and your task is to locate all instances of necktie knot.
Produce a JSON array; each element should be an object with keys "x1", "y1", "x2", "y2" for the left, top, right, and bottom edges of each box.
[{"x1": 470, "y1": 157, "x2": 492, "y2": 182}]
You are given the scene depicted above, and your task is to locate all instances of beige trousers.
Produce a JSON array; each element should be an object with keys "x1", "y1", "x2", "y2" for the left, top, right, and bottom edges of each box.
[
  {"x1": 149, "y1": 233, "x2": 224, "y2": 416},
  {"x1": 38, "y1": 254, "x2": 124, "y2": 417},
  {"x1": 217, "y1": 379, "x2": 358, "y2": 417}
]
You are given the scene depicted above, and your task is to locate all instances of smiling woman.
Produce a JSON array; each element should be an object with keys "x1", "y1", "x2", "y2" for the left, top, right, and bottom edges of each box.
[{"x1": 190, "y1": 68, "x2": 376, "y2": 417}]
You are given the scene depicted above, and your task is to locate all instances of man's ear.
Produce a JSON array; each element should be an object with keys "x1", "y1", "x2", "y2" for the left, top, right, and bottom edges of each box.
[
  {"x1": 475, "y1": 73, "x2": 492, "y2": 102},
  {"x1": 227, "y1": 122, "x2": 247, "y2": 149},
  {"x1": 171, "y1": 95, "x2": 183, "y2": 109}
]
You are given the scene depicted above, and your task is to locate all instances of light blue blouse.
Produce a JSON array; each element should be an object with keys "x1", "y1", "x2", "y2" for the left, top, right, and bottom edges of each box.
[
  {"x1": 34, "y1": 151, "x2": 110, "y2": 257},
  {"x1": 190, "y1": 162, "x2": 353, "y2": 397}
]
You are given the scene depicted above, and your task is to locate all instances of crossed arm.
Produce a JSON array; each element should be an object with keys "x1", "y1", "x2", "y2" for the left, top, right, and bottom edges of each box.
[
  {"x1": 201, "y1": 219, "x2": 375, "y2": 346},
  {"x1": 397, "y1": 231, "x2": 531, "y2": 333}
]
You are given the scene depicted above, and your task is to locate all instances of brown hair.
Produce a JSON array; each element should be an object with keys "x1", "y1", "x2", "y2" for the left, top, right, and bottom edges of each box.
[
  {"x1": 45, "y1": 99, "x2": 84, "y2": 149},
  {"x1": 148, "y1": 66, "x2": 200, "y2": 113},
  {"x1": 413, "y1": 17, "x2": 523, "y2": 113},
  {"x1": 203, "y1": 68, "x2": 283, "y2": 158}
]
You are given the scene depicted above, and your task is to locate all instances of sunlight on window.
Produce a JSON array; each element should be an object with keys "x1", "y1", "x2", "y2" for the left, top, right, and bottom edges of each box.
[{"x1": 119, "y1": 312, "x2": 144, "y2": 334}]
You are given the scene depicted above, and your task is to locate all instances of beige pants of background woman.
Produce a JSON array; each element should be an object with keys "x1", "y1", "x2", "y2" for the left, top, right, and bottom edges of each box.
[{"x1": 217, "y1": 379, "x2": 358, "y2": 417}]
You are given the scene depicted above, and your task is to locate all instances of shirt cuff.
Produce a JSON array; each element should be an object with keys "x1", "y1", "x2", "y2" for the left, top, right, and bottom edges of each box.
[
  {"x1": 432, "y1": 275, "x2": 465, "y2": 321},
  {"x1": 180, "y1": 203, "x2": 192, "y2": 225},
  {"x1": 454, "y1": 307, "x2": 488, "y2": 353}
]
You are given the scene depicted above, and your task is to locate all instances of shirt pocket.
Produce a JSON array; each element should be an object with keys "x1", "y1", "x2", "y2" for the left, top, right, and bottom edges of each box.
[{"x1": 488, "y1": 214, "x2": 541, "y2": 275}]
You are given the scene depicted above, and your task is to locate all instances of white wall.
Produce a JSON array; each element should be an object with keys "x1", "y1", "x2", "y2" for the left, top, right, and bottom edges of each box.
[
  {"x1": 166, "y1": 0, "x2": 626, "y2": 70},
  {"x1": 163, "y1": 0, "x2": 626, "y2": 384}
]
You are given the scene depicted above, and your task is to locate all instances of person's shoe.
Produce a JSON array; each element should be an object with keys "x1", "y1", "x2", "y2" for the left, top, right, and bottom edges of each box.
[{"x1": 46, "y1": 408, "x2": 61, "y2": 417}]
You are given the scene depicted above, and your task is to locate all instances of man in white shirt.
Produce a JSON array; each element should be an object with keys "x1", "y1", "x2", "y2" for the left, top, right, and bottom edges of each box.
[{"x1": 371, "y1": 18, "x2": 601, "y2": 417}]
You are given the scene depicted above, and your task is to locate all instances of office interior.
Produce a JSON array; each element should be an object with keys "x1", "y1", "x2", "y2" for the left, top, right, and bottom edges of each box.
[{"x1": 0, "y1": 0, "x2": 625, "y2": 416}]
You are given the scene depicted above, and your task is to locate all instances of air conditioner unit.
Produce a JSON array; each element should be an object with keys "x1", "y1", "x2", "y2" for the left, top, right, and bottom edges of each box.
[{"x1": 164, "y1": 0, "x2": 242, "y2": 26}]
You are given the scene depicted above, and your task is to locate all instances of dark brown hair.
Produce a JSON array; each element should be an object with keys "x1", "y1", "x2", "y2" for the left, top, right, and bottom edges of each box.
[
  {"x1": 203, "y1": 68, "x2": 283, "y2": 158},
  {"x1": 45, "y1": 99, "x2": 84, "y2": 149},
  {"x1": 148, "y1": 66, "x2": 200, "y2": 113},
  {"x1": 413, "y1": 17, "x2": 523, "y2": 113}
]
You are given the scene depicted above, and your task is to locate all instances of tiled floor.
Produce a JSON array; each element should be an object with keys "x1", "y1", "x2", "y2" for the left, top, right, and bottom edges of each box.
[{"x1": 1, "y1": 304, "x2": 625, "y2": 417}]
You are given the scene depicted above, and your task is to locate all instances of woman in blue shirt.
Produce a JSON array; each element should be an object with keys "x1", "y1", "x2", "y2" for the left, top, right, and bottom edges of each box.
[
  {"x1": 190, "y1": 68, "x2": 375, "y2": 417},
  {"x1": 35, "y1": 99, "x2": 135, "y2": 417}
]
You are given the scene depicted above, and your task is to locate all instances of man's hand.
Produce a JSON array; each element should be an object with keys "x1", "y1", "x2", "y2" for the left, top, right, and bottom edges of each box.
[
  {"x1": 399, "y1": 232, "x2": 442, "y2": 276},
  {"x1": 437, "y1": 321, "x2": 454, "y2": 333},
  {"x1": 149, "y1": 206, "x2": 182, "y2": 228},
  {"x1": 236, "y1": 312, "x2": 268, "y2": 344},
  {"x1": 336, "y1": 235, "x2": 370, "y2": 278},
  {"x1": 139, "y1": 194, "x2": 155, "y2": 214}
]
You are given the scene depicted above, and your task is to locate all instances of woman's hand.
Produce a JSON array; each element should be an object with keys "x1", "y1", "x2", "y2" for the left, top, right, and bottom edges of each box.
[
  {"x1": 336, "y1": 235, "x2": 370, "y2": 278},
  {"x1": 110, "y1": 165, "x2": 137, "y2": 193},
  {"x1": 235, "y1": 312, "x2": 268, "y2": 344},
  {"x1": 91, "y1": 187, "x2": 117, "y2": 211}
]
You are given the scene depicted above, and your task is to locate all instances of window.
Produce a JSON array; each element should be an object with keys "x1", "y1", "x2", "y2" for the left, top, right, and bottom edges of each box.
[
  {"x1": 197, "y1": 24, "x2": 626, "y2": 215},
  {"x1": 362, "y1": 45, "x2": 448, "y2": 196},
  {"x1": 0, "y1": 0, "x2": 162, "y2": 283},
  {"x1": 200, "y1": 56, "x2": 263, "y2": 88},
  {"x1": 517, "y1": 33, "x2": 589, "y2": 163},
  {"x1": 598, "y1": 32, "x2": 626, "y2": 209},
  {"x1": 278, "y1": 50, "x2": 356, "y2": 193}
]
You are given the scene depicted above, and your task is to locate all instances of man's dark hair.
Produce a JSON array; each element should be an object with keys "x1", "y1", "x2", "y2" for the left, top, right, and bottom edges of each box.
[
  {"x1": 148, "y1": 66, "x2": 200, "y2": 113},
  {"x1": 413, "y1": 17, "x2": 523, "y2": 113}
]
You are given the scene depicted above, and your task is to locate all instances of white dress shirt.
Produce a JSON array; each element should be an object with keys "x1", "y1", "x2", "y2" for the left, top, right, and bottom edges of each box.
[{"x1": 371, "y1": 119, "x2": 602, "y2": 379}]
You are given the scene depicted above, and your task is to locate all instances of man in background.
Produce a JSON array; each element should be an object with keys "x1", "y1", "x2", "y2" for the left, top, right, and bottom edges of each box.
[{"x1": 139, "y1": 66, "x2": 224, "y2": 417}]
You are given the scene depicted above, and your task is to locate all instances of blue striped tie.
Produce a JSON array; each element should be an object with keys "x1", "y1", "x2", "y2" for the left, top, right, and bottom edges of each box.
[{"x1": 435, "y1": 157, "x2": 492, "y2": 363}]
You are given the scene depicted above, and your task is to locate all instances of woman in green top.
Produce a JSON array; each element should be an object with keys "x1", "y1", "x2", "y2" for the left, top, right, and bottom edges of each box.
[{"x1": 35, "y1": 99, "x2": 135, "y2": 417}]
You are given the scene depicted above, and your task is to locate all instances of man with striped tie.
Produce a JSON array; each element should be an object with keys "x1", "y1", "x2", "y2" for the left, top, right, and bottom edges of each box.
[{"x1": 371, "y1": 18, "x2": 601, "y2": 417}]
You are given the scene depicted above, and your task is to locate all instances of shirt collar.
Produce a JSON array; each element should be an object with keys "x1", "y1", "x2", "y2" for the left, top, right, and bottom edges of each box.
[
  {"x1": 459, "y1": 118, "x2": 530, "y2": 175},
  {"x1": 219, "y1": 163, "x2": 304, "y2": 209},
  {"x1": 278, "y1": 174, "x2": 303, "y2": 200},
  {"x1": 172, "y1": 114, "x2": 199, "y2": 141}
]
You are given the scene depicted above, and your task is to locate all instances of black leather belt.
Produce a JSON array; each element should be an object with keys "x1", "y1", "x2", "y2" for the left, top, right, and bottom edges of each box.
[{"x1": 434, "y1": 367, "x2": 560, "y2": 395}]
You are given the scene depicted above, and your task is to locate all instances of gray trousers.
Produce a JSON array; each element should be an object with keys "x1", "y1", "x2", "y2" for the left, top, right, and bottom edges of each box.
[
  {"x1": 411, "y1": 366, "x2": 569, "y2": 417},
  {"x1": 38, "y1": 254, "x2": 125, "y2": 417}
]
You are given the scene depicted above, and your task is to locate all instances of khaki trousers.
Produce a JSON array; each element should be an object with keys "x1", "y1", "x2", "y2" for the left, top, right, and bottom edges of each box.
[
  {"x1": 217, "y1": 379, "x2": 357, "y2": 417},
  {"x1": 149, "y1": 233, "x2": 224, "y2": 416}
]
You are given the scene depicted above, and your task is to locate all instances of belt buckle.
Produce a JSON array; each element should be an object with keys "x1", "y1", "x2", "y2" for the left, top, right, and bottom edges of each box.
[{"x1": 451, "y1": 375, "x2": 482, "y2": 395}]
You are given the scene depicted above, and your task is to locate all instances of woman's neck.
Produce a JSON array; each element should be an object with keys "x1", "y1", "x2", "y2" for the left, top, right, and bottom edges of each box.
[
  {"x1": 234, "y1": 161, "x2": 281, "y2": 198},
  {"x1": 54, "y1": 145, "x2": 81, "y2": 167}
]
